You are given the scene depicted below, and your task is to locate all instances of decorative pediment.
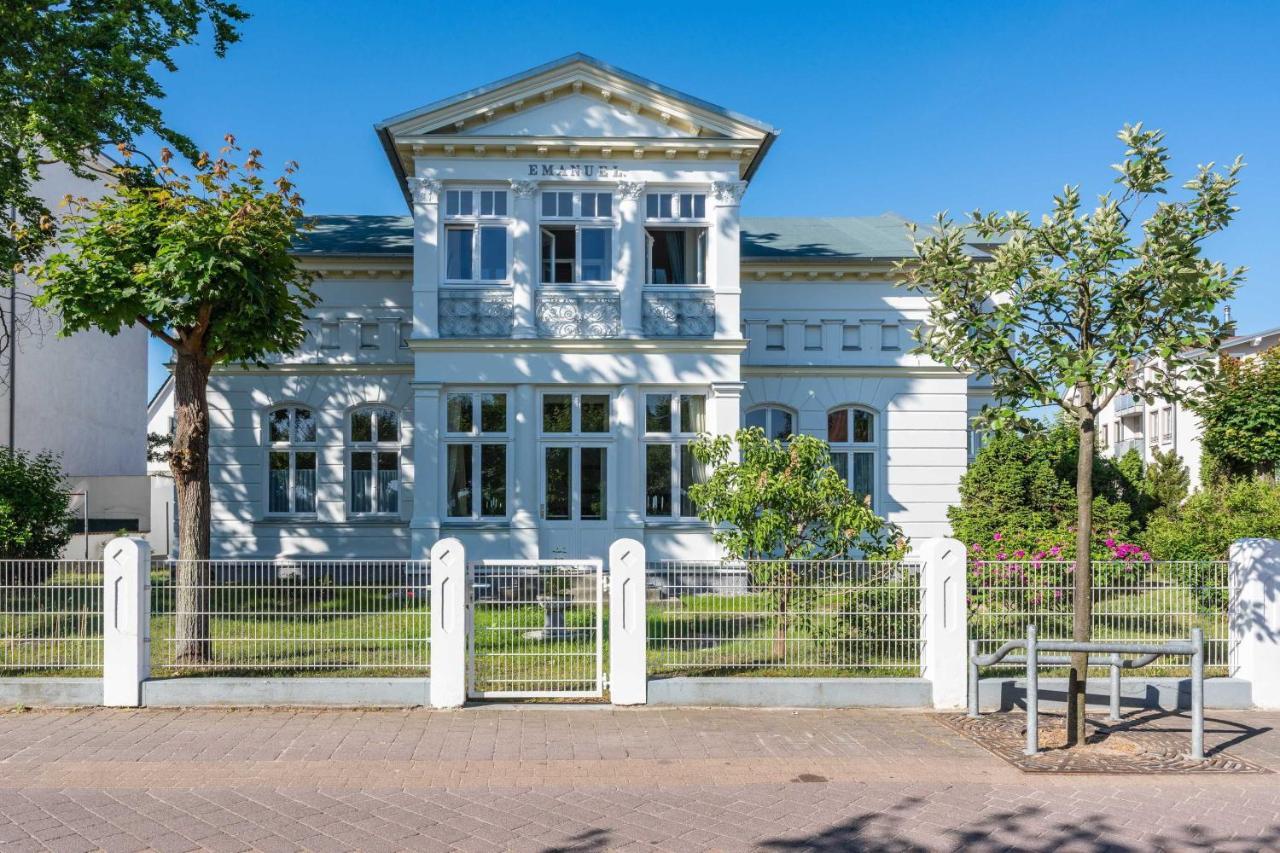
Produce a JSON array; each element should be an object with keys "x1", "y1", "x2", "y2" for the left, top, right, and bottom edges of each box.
[{"x1": 459, "y1": 93, "x2": 697, "y2": 140}]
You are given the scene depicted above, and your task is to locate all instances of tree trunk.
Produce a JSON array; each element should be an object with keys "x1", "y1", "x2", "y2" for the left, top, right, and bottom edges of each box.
[
  {"x1": 1067, "y1": 399, "x2": 1096, "y2": 746},
  {"x1": 169, "y1": 349, "x2": 213, "y2": 664}
]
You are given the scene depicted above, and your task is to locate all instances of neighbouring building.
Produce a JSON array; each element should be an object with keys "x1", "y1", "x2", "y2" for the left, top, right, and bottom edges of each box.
[
  {"x1": 146, "y1": 375, "x2": 176, "y2": 558},
  {"x1": 1, "y1": 160, "x2": 149, "y2": 558},
  {"x1": 201, "y1": 54, "x2": 995, "y2": 560},
  {"x1": 1097, "y1": 321, "x2": 1280, "y2": 489}
]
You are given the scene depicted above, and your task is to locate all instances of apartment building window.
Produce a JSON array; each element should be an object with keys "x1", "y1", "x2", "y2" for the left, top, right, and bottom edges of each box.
[
  {"x1": 266, "y1": 407, "x2": 317, "y2": 515},
  {"x1": 1149, "y1": 411, "x2": 1159, "y2": 446},
  {"x1": 1161, "y1": 407, "x2": 1175, "y2": 443},
  {"x1": 745, "y1": 406, "x2": 793, "y2": 441},
  {"x1": 445, "y1": 391, "x2": 509, "y2": 518},
  {"x1": 828, "y1": 406, "x2": 879, "y2": 506},
  {"x1": 541, "y1": 392, "x2": 611, "y2": 521},
  {"x1": 539, "y1": 190, "x2": 614, "y2": 284},
  {"x1": 644, "y1": 393, "x2": 706, "y2": 518},
  {"x1": 349, "y1": 407, "x2": 400, "y2": 515},
  {"x1": 645, "y1": 192, "x2": 707, "y2": 285},
  {"x1": 444, "y1": 188, "x2": 509, "y2": 283}
]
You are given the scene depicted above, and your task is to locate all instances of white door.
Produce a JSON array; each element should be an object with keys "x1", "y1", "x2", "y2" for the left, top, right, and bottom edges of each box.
[{"x1": 539, "y1": 442, "x2": 611, "y2": 558}]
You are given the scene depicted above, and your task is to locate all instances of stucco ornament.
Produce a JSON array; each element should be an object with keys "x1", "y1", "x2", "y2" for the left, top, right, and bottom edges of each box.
[
  {"x1": 642, "y1": 293, "x2": 716, "y2": 337},
  {"x1": 536, "y1": 293, "x2": 622, "y2": 338},
  {"x1": 710, "y1": 180, "x2": 748, "y2": 205},
  {"x1": 616, "y1": 180, "x2": 646, "y2": 200},
  {"x1": 407, "y1": 176, "x2": 443, "y2": 205},
  {"x1": 439, "y1": 290, "x2": 514, "y2": 337},
  {"x1": 510, "y1": 180, "x2": 539, "y2": 198}
]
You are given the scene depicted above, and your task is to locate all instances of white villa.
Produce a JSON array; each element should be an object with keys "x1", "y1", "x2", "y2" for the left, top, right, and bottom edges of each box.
[
  {"x1": 1098, "y1": 322, "x2": 1280, "y2": 489},
  {"x1": 203, "y1": 54, "x2": 996, "y2": 560}
]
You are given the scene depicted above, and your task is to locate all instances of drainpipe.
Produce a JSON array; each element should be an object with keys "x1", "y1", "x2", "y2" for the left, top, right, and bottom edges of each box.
[{"x1": 7, "y1": 203, "x2": 15, "y2": 452}]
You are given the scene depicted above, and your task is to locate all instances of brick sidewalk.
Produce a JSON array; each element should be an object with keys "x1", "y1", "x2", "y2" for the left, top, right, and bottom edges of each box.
[{"x1": 0, "y1": 706, "x2": 1277, "y2": 851}]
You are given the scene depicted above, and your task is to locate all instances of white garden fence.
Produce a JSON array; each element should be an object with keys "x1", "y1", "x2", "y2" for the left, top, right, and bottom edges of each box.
[{"x1": 0, "y1": 560, "x2": 103, "y2": 674}]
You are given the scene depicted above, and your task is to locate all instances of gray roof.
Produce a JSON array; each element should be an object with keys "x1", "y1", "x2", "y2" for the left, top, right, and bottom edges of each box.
[{"x1": 294, "y1": 212, "x2": 969, "y2": 261}]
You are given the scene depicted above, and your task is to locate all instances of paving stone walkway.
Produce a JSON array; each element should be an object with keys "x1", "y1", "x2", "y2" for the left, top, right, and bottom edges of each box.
[{"x1": 0, "y1": 705, "x2": 1277, "y2": 851}]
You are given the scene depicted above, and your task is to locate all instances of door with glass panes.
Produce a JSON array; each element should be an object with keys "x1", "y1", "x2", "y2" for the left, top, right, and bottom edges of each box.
[{"x1": 538, "y1": 391, "x2": 613, "y2": 557}]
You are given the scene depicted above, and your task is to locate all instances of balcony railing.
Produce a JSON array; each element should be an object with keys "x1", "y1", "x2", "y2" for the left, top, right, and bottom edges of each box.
[
  {"x1": 1114, "y1": 392, "x2": 1143, "y2": 414},
  {"x1": 1112, "y1": 437, "x2": 1145, "y2": 458}
]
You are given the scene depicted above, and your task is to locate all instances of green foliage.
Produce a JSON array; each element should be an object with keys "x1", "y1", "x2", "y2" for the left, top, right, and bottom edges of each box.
[
  {"x1": 34, "y1": 141, "x2": 317, "y2": 365},
  {"x1": 146, "y1": 431, "x2": 172, "y2": 465},
  {"x1": 1141, "y1": 448, "x2": 1190, "y2": 515},
  {"x1": 1196, "y1": 348, "x2": 1280, "y2": 479},
  {"x1": 1, "y1": 0, "x2": 247, "y2": 271},
  {"x1": 948, "y1": 419, "x2": 1145, "y2": 555},
  {"x1": 0, "y1": 449, "x2": 71, "y2": 561},
  {"x1": 688, "y1": 428, "x2": 904, "y2": 561},
  {"x1": 1144, "y1": 477, "x2": 1280, "y2": 562}
]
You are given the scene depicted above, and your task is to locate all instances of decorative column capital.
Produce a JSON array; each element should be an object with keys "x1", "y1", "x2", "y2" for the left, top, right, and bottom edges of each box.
[
  {"x1": 510, "y1": 179, "x2": 539, "y2": 198},
  {"x1": 616, "y1": 180, "x2": 646, "y2": 201},
  {"x1": 407, "y1": 176, "x2": 443, "y2": 205},
  {"x1": 710, "y1": 180, "x2": 748, "y2": 206}
]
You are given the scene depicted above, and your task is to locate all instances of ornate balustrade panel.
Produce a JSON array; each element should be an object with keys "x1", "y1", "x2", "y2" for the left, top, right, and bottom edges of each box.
[
  {"x1": 439, "y1": 289, "x2": 515, "y2": 338},
  {"x1": 536, "y1": 291, "x2": 621, "y2": 339},
  {"x1": 642, "y1": 291, "x2": 716, "y2": 338}
]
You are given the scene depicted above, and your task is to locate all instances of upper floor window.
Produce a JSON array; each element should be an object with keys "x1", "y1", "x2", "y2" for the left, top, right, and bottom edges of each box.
[
  {"x1": 644, "y1": 392, "x2": 707, "y2": 518},
  {"x1": 445, "y1": 187, "x2": 509, "y2": 283},
  {"x1": 745, "y1": 406, "x2": 793, "y2": 442},
  {"x1": 828, "y1": 406, "x2": 878, "y2": 505},
  {"x1": 644, "y1": 192, "x2": 707, "y2": 286},
  {"x1": 267, "y1": 407, "x2": 316, "y2": 515},
  {"x1": 349, "y1": 407, "x2": 400, "y2": 515},
  {"x1": 445, "y1": 391, "x2": 509, "y2": 519},
  {"x1": 539, "y1": 190, "x2": 613, "y2": 285}
]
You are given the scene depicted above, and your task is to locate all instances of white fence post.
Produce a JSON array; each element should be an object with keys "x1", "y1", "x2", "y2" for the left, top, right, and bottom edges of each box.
[
  {"x1": 609, "y1": 538, "x2": 647, "y2": 705},
  {"x1": 917, "y1": 537, "x2": 967, "y2": 709},
  {"x1": 430, "y1": 537, "x2": 467, "y2": 708},
  {"x1": 103, "y1": 537, "x2": 150, "y2": 707},
  {"x1": 1230, "y1": 538, "x2": 1280, "y2": 709}
]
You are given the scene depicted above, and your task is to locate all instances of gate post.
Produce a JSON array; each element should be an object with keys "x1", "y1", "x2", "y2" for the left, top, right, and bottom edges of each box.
[
  {"x1": 917, "y1": 537, "x2": 967, "y2": 709},
  {"x1": 103, "y1": 537, "x2": 150, "y2": 707},
  {"x1": 609, "y1": 538, "x2": 647, "y2": 705},
  {"x1": 430, "y1": 537, "x2": 467, "y2": 708},
  {"x1": 1230, "y1": 538, "x2": 1280, "y2": 709}
]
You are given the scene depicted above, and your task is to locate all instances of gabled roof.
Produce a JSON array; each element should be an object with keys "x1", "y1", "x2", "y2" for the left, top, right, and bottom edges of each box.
[{"x1": 292, "y1": 213, "x2": 988, "y2": 262}]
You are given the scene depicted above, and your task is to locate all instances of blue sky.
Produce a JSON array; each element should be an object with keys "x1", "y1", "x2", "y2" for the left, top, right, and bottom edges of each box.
[{"x1": 144, "y1": 0, "x2": 1280, "y2": 396}]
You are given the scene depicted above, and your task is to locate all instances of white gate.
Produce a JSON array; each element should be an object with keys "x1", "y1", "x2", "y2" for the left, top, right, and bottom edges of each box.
[{"x1": 466, "y1": 559, "x2": 605, "y2": 699}]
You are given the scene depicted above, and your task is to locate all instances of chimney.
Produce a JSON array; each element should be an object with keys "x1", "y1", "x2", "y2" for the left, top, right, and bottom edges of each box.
[{"x1": 1223, "y1": 305, "x2": 1236, "y2": 337}]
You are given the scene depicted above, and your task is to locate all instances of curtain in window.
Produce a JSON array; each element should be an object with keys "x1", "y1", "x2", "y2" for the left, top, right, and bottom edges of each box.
[
  {"x1": 661, "y1": 231, "x2": 685, "y2": 284},
  {"x1": 351, "y1": 452, "x2": 373, "y2": 513},
  {"x1": 377, "y1": 452, "x2": 399, "y2": 513}
]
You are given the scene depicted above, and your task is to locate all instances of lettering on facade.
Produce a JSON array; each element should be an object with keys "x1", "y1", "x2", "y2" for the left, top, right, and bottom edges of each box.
[{"x1": 527, "y1": 163, "x2": 624, "y2": 179}]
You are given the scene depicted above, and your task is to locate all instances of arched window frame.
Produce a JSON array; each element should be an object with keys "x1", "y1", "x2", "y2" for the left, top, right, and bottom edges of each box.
[
  {"x1": 743, "y1": 405, "x2": 795, "y2": 442},
  {"x1": 348, "y1": 406, "x2": 403, "y2": 516},
  {"x1": 265, "y1": 405, "x2": 317, "y2": 516},
  {"x1": 826, "y1": 405, "x2": 880, "y2": 509}
]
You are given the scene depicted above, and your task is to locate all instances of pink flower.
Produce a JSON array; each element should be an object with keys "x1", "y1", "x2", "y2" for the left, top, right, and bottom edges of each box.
[
  {"x1": 997, "y1": 552, "x2": 1007, "y2": 561},
  {"x1": 1014, "y1": 550, "x2": 1026, "y2": 559},
  {"x1": 971, "y1": 543, "x2": 982, "y2": 553},
  {"x1": 1049, "y1": 545, "x2": 1062, "y2": 557},
  {"x1": 1104, "y1": 538, "x2": 1116, "y2": 549},
  {"x1": 993, "y1": 532, "x2": 1003, "y2": 541},
  {"x1": 1053, "y1": 589, "x2": 1063, "y2": 600}
]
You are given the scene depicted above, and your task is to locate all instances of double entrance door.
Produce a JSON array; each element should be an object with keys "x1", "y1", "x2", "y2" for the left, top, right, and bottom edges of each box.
[{"x1": 538, "y1": 392, "x2": 613, "y2": 558}]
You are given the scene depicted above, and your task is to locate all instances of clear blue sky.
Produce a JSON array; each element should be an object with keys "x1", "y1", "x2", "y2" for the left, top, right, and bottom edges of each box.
[{"x1": 143, "y1": 0, "x2": 1280, "y2": 396}]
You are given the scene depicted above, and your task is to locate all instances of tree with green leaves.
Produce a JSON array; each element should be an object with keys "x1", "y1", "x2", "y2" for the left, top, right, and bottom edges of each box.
[
  {"x1": 899, "y1": 124, "x2": 1244, "y2": 745},
  {"x1": 34, "y1": 141, "x2": 315, "y2": 661},
  {"x1": 0, "y1": 449, "x2": 71, "y2": 570},
  {"x1": 1196, "y1": 347, "x2": 1280, "y2": 480},
  {"x1": 689, "y1": 428, "x2": 904, "y2": 658},
  {"x1": 2, "y1": 1, "x2": 246, "y2": 375},
  {"x1": 1142, "y1": 448, "x2": 1190, "y2": 515}
]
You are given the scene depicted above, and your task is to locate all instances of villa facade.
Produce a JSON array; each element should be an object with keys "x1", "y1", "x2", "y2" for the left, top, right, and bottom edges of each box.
[{"x1": 203, "y1": 54, "x2": 994, "y2": 560}]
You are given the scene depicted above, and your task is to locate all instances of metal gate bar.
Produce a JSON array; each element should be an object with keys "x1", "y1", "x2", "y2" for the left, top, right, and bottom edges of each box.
[{"x1": 467, "y1": 559, "x2": 604, "y2": 699}]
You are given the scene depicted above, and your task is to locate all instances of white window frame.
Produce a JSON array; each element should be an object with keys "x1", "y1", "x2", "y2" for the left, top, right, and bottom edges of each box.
[
  {"x1": 538, "y1": 391, "x2": 614, "y2": 523},
  {"x1": 443, "y1": 390, "x2": 511, "y2": 520},
  {"x1": 538, "y1": 189, "x2": 615, "y2": 286},
  {"x1": 347, "y1": 406, "x2": 402, "y2": 517},
  {"x1": 743, "y1": 405, "x2": 794, "y2": 442},
  {"x1": 643, "y1": 391, "x2": 708, "y2": 520},
  {"x1": 644, "y1": 191, "x2": 708, "y2": 222},
  {"x1": 827, "y1": 405, "x2": 881, "y2": 511},
  {"x1": 264, "y1": 406, "x2": 318, "y2": 517},
  {"x1": 443, "y1": 187, "x2": 511, "y2": 285}
]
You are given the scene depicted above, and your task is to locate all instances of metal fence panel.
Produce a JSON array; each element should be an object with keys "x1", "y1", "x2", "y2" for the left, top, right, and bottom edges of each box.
[
  {"x1": 646, "y1": 559, "x2": 923, "y2": 677},
  {"x1": 467, "y1": 560, "x2": 604, "y2": 698},
  {"x1": 150, "y1": 559, "x2": 430, "y2": 676},
  {"x1": 0, "y1": 560, "x2": 104, "y2": 675},
  {"x1": 967, "y1": 560, "x2": 1230, "y2": 676}
]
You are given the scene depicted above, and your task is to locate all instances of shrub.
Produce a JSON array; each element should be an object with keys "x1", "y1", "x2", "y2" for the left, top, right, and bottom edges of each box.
[
  {"x1": 1143, "y1": 477, "x2": 1280, "y2": 561},
  {"x1": 0, "y1": 449, "x2": 72, "y2": 580}
]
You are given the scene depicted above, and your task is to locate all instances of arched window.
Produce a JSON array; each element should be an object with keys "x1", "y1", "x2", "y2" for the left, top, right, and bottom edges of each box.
[
  {"x1": 267, "y1": 406, "x2": 317, "y2": 515},
  {"x1": 744, "y1": 406, "x2": 793, "y2": 441},
  {"x1": 827, "y1": 406, "x2": 878, "y2": 505},
  {"x1": 349, "y1": 407, "x2": 401, "y2": 515}
]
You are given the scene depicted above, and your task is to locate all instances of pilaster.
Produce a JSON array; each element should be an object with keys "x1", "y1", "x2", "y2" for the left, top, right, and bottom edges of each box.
[
  {"x1": 409, "y1": 175, "x2": 442, "y2": 339},
  {"x1": 510, "y1": 180, "x2": 538, "y2": 338},
  {"x1": 409, "y1": 381, "x2": 442, "y2": 557},
  {"x1": 617, "y1": 181, "x2": 646, "y2": 337},
  {"x1": 710, "y1": 180, "x2": 746, "y2": 339}
]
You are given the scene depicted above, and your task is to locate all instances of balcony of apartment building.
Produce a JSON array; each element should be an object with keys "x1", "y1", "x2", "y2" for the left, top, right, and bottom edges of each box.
[
  {"x1": 1112, "y1": 436, "x2": 1145, "y2": 458},
  {"x1": 1113, "y1": 391, "x2": 1144, "y2": 416}
]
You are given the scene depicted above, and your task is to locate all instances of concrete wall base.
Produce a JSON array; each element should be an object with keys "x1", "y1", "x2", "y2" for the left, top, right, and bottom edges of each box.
[
  {"x1": 978, "y1": 676, "x2": 1252, "y2": 712},
  {"x1": 0, "y1": 678, "x2": 103, "y2": 707},
  {"x1": 646, "y1": 677, "x2": 932, "y2": 708},
  {"x1": 142, "y1": 678, "x2": 431, "y2": 708}
]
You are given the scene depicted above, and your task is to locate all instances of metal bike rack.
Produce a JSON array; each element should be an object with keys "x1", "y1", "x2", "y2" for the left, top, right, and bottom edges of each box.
[{"x1": 967, "y1": 624, "x2": 1205, "y2": 759}]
